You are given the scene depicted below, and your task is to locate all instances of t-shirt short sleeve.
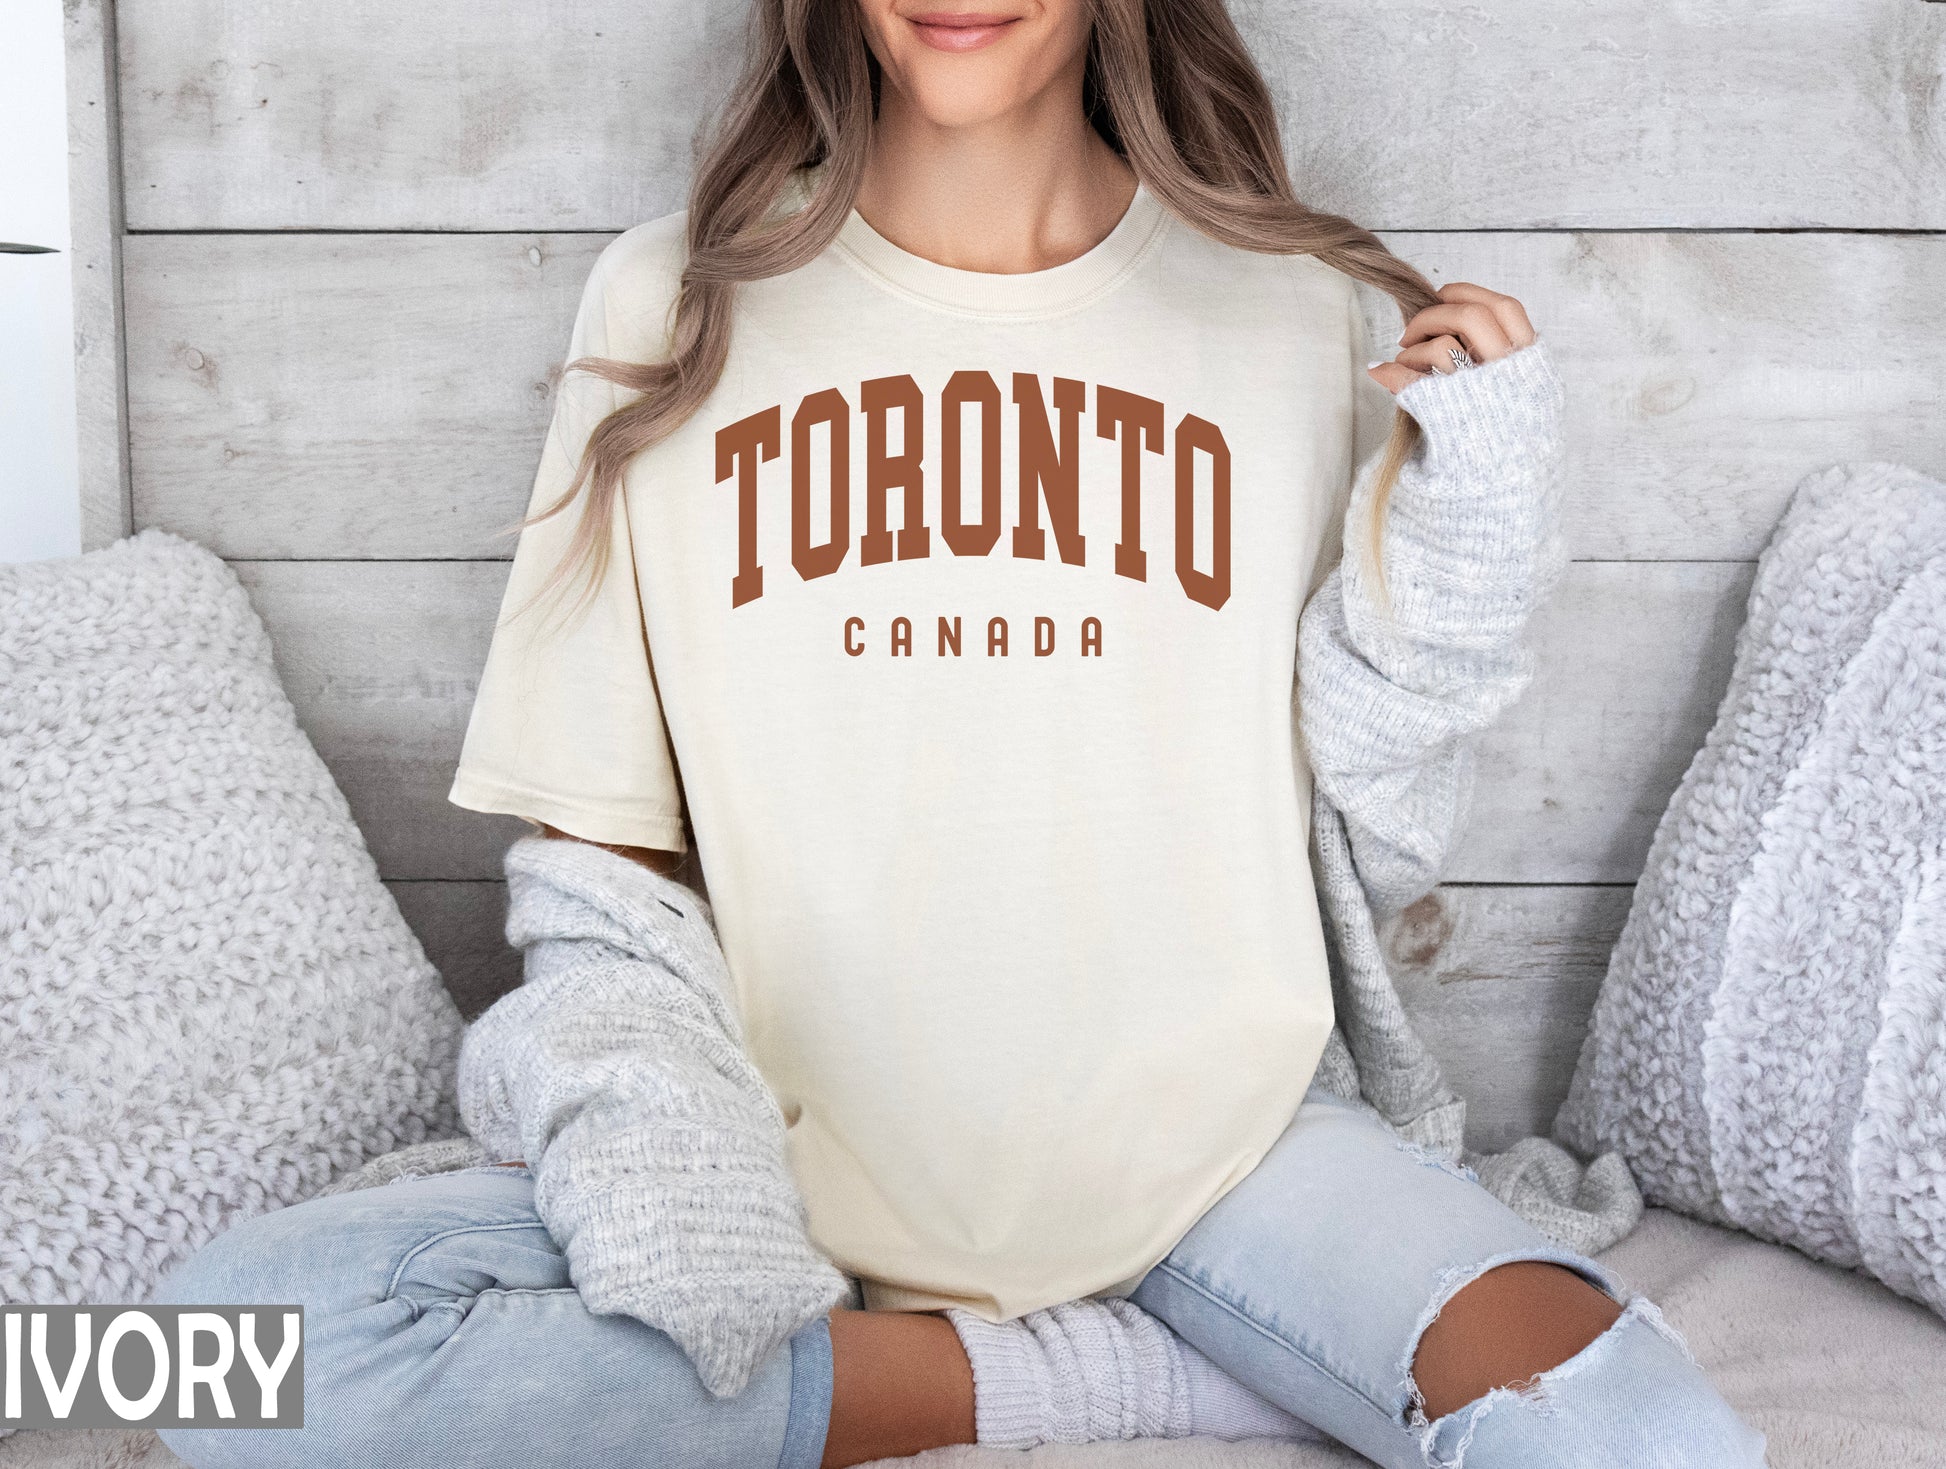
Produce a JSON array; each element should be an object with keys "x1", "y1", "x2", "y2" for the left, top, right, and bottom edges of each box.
[
  {"x1": 1297, "y1": 273, "x2": 1401, "y2": 606},
  {"x1": 447, "y1": 243, "x2": 688, "y2": 852},
  {"x1": 1305, "y1": 277, "x2": 1405, "y2": 589},
  {"x1": 1347, "y1": 279, "x2": 1403, "y2": 480}
]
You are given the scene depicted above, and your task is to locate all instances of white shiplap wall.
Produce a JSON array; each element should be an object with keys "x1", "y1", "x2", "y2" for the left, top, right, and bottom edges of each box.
[{"x1": 109, "y1": 0, "x2": 1946, "y2": 1143}]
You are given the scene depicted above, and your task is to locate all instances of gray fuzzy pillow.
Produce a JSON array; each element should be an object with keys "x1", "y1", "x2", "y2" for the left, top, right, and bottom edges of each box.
[
  {"x1": 1, "y1": 529, "x2": 463, "y2": 1308},
  {"x1": 1554, "y1": 461, "x2": 1946, "y2": 1319}
]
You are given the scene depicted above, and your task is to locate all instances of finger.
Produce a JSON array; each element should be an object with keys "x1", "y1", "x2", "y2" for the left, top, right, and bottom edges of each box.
[
  {"x1": 1433, "y1": 282, "x2": 1537, "y2": 350},
  {"x1": 1393, "y1": 336, "x2": 1472, "y2": 376},
  {"x1": 1399, "y1": 301, "x2": 1515, "y2": 361},
  {"x1": 1367, "y1": 360, "x2": 1429, "y2": 396},
  {"x1": 1400, "y1": 300, "x2": 1514, "y2": 359},
  {"x1": 1436, "y1": 282, "x2": 1536, "y2": 347}
]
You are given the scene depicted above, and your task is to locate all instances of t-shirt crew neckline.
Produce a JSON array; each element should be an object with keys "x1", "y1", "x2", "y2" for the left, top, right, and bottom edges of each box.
[{"x1": 801, "y1": 168, "x2": 1170, "y2": 320}]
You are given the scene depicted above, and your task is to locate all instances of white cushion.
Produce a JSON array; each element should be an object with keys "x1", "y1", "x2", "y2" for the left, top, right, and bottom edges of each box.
[
  {"x1": 0, "y1": 529, "x2": 464, "y2": 1308},
  {"x1": 1555, "y1": 461, "x2": 1946, "y2": 1321}
]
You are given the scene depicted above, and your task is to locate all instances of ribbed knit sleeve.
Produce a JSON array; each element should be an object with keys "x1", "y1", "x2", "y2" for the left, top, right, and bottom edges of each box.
[
  {"x1": 1297, "y1": 337, "x2": 1568, "y2": 918},
  {"x1": 456, "y1": 835, "x2": 847, "y2": 1398}
]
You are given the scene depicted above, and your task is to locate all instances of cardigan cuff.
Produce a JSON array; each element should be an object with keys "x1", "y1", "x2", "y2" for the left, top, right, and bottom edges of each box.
[
  {"x1": 1347, "y1": 335, "x2": 1566, "y2": 630},
  {"x1": 1392, "y1": 334, "x2": 1565, "y2": 459}
]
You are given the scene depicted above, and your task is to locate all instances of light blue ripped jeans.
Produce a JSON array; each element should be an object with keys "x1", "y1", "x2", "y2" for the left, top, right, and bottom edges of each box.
[
  {"x1": 155, "y1": 1083, "x2": 1767, "y2": 1469},
  {"x1": 1129, "y1": 1084, "x2": 1769, "y2": 1468}
]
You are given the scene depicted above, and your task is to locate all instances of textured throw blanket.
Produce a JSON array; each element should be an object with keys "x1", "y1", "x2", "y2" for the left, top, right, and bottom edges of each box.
[{"x1": 1556, "y1": 460, "x2": 1946, "y2": 1318}]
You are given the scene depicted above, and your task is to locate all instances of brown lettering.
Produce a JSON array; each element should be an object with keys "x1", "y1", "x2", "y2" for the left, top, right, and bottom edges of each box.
[
  {"x1": 716, "y1": 405, "x2": 780, "y2": 606},
  {"x1": 726, "y1": 380, "x2": 1235, "y2": 616},
  {"x1": 1011, "y1": 374, "x2": 1087, "y2": 566},
  {"x1": 1095, "y1": 385, "x2": 1163, "y2": 582},
  {"x1": 1082, "y1": 616, "x2": 1103, "y2": 655},
  {"x1": 860, "y1": 375, "x2": 929, "y2": 566},
  {"x1": 843, "y1": 616, "x2": 865, "y2": 656},
  {"x1": 1174, "y1": 414, "x2": 1232, "y2": 611},
  {"x1": 891, "y1": 616, "x2": 912, "y2": 656},
  {"x1": 987, "y1": 616, "x2": 1009, "y2": 657},
  {"x1": 791, "y1": 389, "x2": 850, "y2": 582},
  {"x1": 939, "y1": 616, "x2": 962, "y2": 656},
  {"x1": 1034, "y1": 616, "x2": 1055, "y2": 656},
  {"x1": 942, "y1": 371, "x2": 1002, "y2": 557}
]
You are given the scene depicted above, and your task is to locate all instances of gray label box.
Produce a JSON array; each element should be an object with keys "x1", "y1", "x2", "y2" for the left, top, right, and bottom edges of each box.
[{"x1": 2, "y1": 1306, "x2": 303, "y2": 1430}]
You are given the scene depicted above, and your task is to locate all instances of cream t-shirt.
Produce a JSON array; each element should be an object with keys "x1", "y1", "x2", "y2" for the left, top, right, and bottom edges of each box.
[{"x1": 449, "y1": 169, "x2": 1397, "y2": 1316}]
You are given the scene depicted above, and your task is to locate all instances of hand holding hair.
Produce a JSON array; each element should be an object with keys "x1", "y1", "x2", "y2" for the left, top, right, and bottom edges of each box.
[{"x1": 1367, "y1": 281, "x2": 1540, "y2": 395}]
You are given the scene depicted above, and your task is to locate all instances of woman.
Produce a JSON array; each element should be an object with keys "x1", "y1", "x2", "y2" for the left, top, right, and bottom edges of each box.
[{"x1": 157, "y1": 2, "x2": 1769, "y2": 1466}]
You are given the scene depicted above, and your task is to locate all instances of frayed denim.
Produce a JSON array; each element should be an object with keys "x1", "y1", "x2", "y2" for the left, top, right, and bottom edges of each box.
[
  {"x1": 154, "y1": 1087, "x2": 1768, "y2": 1469},
  {"x1": 1131, "y1": 1085, "x2": 1770, "y2": 1468}
]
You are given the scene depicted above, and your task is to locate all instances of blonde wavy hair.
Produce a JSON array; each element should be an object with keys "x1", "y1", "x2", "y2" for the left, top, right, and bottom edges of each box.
[{"x1": 509, "y1": 0, "x2": 1436, "y2": 626}]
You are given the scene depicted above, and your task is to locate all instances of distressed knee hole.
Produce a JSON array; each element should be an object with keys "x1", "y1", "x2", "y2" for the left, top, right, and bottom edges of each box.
[
  {"x1": 1406, "y1": 1294, "x2": 1706, "y2": 1468},
  {"x1": 1401, "y1": 1253, "x2": 1626, "y2": 1447}
]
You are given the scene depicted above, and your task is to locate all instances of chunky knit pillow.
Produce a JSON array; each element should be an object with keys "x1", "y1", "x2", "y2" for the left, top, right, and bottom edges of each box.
[
  {"x1": 1554, "y1": 462, "x2": 1946, "y2": 1319},
  {"x1": 1, "y1": 529, "x2": 464, "y2": 1307}
]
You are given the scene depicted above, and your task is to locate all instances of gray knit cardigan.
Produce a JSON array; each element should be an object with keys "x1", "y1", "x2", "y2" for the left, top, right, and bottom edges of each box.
[
  {"x1": 1298, "y1": 339, "x2": 1640, "y2": 1248},
  {"x1": 447, "y1": 335, "x2": 1641, "y2": 1399}
]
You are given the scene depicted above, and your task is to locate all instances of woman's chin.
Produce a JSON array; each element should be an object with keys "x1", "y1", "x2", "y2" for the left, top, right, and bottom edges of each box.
[{"x1": 894, "y1": 74, "x2": 1042, "y2": 133}]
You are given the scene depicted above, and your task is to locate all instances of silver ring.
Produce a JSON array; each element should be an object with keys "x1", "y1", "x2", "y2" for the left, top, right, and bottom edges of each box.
[{"x1": 1447, "y1": 346, "x2": 1475, "y2": 372}]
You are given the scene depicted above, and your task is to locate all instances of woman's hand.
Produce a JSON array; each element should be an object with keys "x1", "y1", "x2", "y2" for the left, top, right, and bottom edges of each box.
[{"x1": 1367, "y1": 282, "x2": 1538, "y2": 395}]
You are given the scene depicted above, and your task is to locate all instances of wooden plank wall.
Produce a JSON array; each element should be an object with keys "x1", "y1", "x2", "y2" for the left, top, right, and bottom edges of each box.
[{"x1": 113, "y1": 1, "x2": 1946, "y2": 1147}]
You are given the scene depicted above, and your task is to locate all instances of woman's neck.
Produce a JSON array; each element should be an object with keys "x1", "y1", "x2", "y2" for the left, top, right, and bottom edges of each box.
[{"x1": 853, "y1": 79, "x2": 1137, "y2": 276}]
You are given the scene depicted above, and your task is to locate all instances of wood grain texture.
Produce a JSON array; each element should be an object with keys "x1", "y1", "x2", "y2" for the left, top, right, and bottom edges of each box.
[
  {"x1": 228, "y1": 557, "x2": 1744, "y2": 886},
  {"x1": 1455, "y1": 560, "x2": 1757, "y2": 885},
  {"x1": 118, "y1": 0, "x2": 1946, "y2": 231},
  {"x1": 66, "y1": 0, "x2": 131, "y2": 548},
  {"x1": 125, "y1": 231, "x2": 1946, "y2": 562},
  {"x1": 118, "y1": 0, "x2": 743, "y2": 232},
  {"x1": 1361, "y1": 233, "x2": 1946, "y2": 563},
  {"x1": 125, "y1": 233, "x2": 606, "y2": 560},
  {"x1": 230, "y1": 558, "x2": 530, "y2": 880},
  {"x1": 386, "y1": 879, "x2": 519, "y2": 1019},
  {"x1": 1381, "y1": 884, "x2": 1635, "y2": 1150}
]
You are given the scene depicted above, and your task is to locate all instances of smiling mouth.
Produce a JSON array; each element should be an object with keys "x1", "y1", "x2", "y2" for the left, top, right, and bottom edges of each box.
[{"x1": 906, "y1": 11, "x2": 1022, "y2": 52}]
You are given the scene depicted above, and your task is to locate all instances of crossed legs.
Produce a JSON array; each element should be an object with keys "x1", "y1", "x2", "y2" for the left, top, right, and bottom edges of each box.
[
  {"x1": 155, "y1": 1098, "x2": 1762, "y2": 1469},
  {"x1": 819, "y1": 1261, "x2": 1627, "y2": 1466}
]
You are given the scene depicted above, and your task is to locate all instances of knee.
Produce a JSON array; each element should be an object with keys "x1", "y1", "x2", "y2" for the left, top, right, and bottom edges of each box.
[
  {"x1": 153, "y1": 1205, "x2": 323, "y2": 1323},
  {"x1": 154, "y1": 1188, "x2": 393, "y2": 1324},
  {"x1": 152, "y1": 1198, "x2": 399, "y2": 1469},
  {"x1": 157, "y1": 1173, "x2": 551, "y2": 1469},
  {"x1": 1407, "y1": 1265, "x2": 1767, "y2": 1468},
  {"x1": 159, "y1": 1168, "x2": 551, "y2": 1316},
  {"x1": 1408, "y1": 1259, "x2": 1623, "y2": 1421}
]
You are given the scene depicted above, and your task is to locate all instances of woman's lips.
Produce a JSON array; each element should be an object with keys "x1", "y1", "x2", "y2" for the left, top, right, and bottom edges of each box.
[{"x1": 906, "y1": 12, "x2": 1021, "y2": 52}]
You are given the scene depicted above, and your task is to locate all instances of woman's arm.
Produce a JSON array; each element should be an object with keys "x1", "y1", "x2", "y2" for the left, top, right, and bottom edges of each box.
[
  {"x1": 534, "y1": 819, "x2": 687, "y2": 877},
  {"x1": 1298, "y1": 284, "x2": 1566, "y2": 919},
  {"x1": 459, "y1": 833, "x2": 846, "y2": 1398}
]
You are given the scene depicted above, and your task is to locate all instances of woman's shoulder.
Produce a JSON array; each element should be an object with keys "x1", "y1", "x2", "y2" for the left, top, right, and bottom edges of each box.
[
  {"x1": 591, "y1": 210, "x2": 690, "y2": 305},
  {"x1": 1147, "y1": 215, "x2": 1359, "y2": 344},
  {"x1": 1286, "y1": 253, "x2": 1399, "y2": 355},
  {"x1": 573, "y1": 210, "x2": 690, "y2": 360},
  {"x1": 1280, "y1": 249, "x2": 1374, "y2": 313}
]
